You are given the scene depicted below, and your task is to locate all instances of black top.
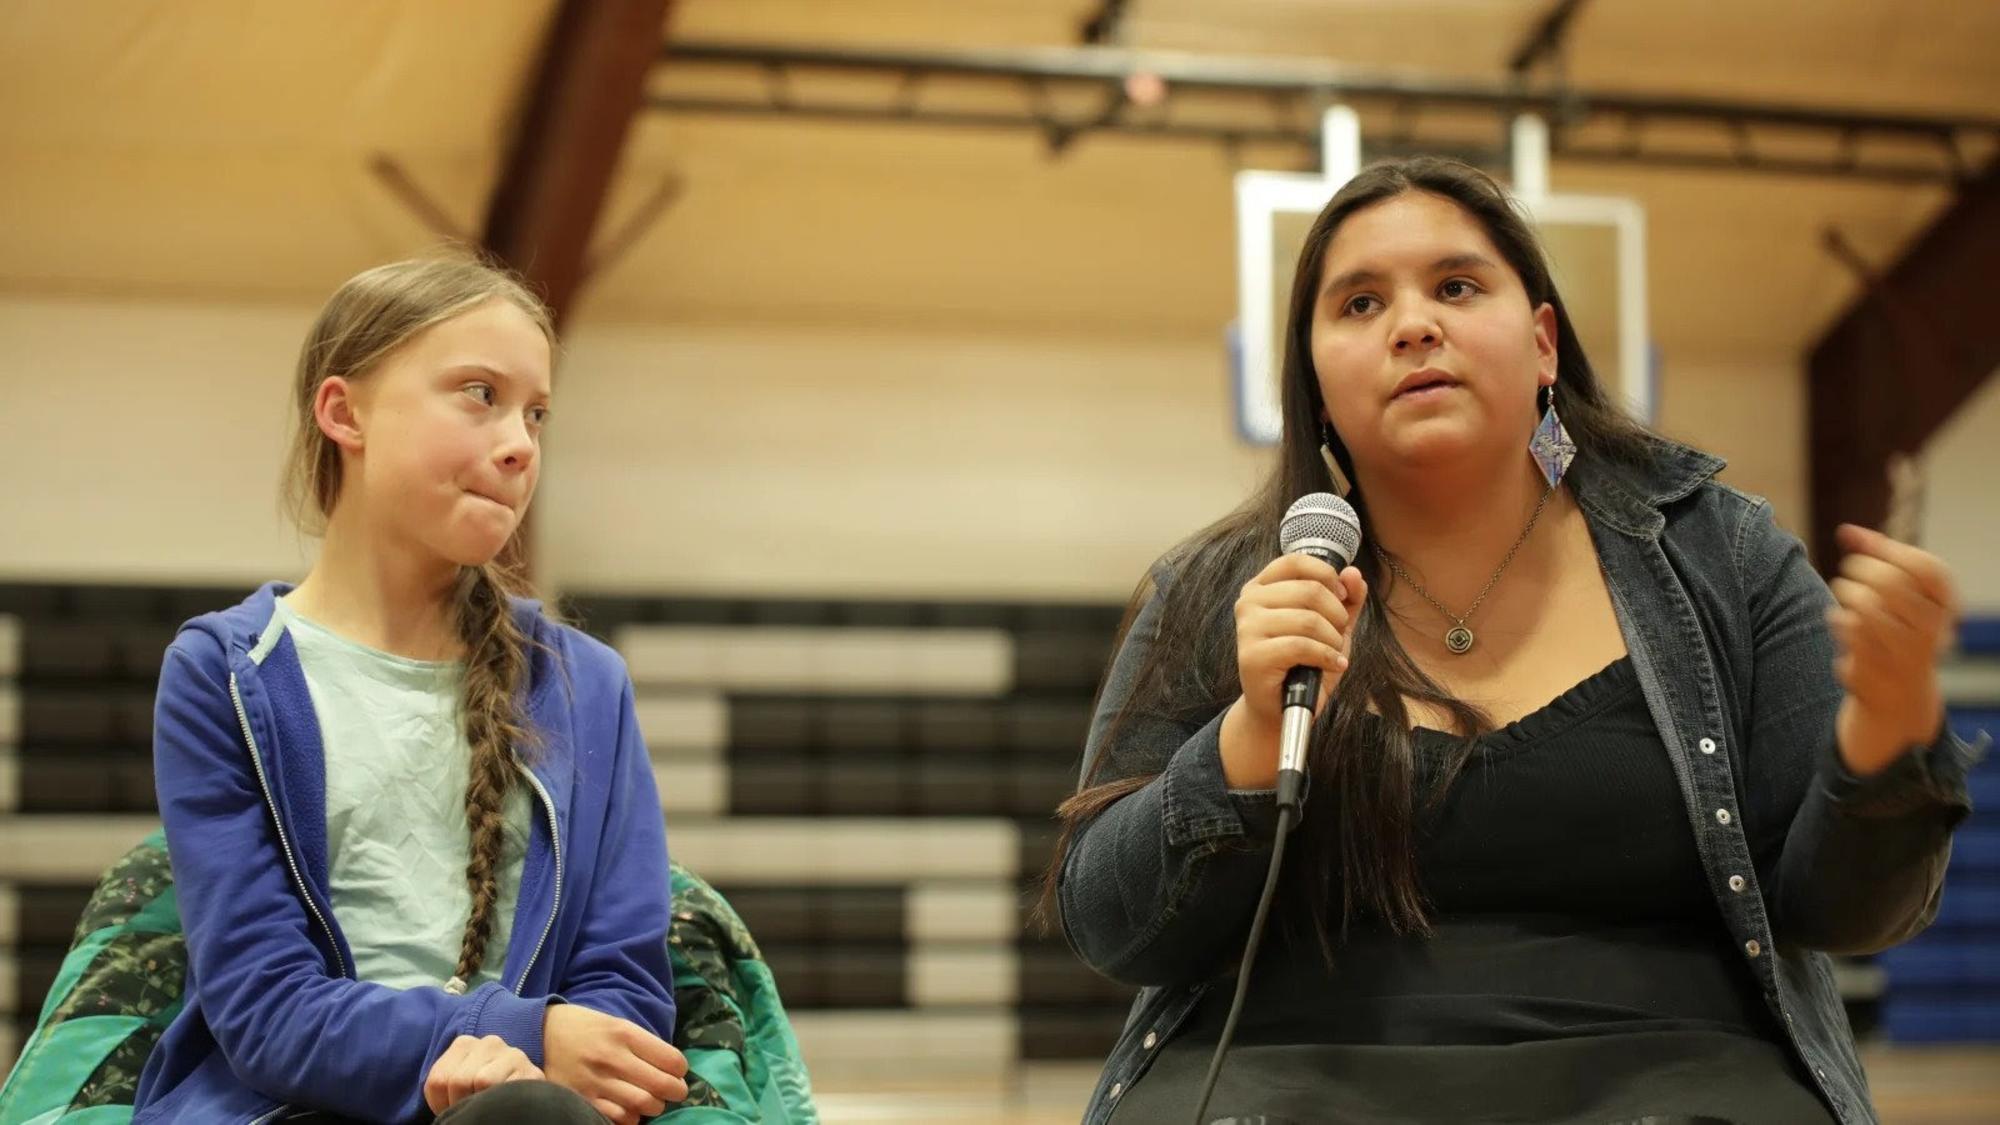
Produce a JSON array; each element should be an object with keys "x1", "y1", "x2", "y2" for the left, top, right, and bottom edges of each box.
[
  {"x1": 1414, "y1": 656, "x2": 1712, "y2": 921},
  {"x1": 1115, "y1": 658, "x2": 1836, "y2": 1125}
]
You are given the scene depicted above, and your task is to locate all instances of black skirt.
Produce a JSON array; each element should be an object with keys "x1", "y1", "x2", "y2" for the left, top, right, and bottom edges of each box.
[{"x1": 1111, "y1": 917, "x2": 1834, "y2": 1124}]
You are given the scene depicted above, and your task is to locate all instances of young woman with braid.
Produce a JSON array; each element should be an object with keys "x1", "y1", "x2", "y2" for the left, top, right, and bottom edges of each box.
[
  {"x1": 135, "y1": 257, "x2": 687, "y2": 1124},
  {"x1": 1050, "y1": 158, "x2": 1983, "y2": 1124}
]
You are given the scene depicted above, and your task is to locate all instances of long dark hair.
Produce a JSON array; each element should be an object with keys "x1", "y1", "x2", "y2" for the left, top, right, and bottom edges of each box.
[{"x1": 1040, "y1": 157, "x2": 1657, "y2": 954}]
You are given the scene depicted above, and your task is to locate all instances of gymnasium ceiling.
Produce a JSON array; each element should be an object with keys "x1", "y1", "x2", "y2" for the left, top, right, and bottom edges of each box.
[{"x1": 3, "y1": 0, "x2": 1996, "y2": 358}]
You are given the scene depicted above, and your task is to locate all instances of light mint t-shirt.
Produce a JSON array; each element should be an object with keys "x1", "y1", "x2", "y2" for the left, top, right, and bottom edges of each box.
[{"x1": 268, "y1": 596, "x2": 532, "y2": 992}]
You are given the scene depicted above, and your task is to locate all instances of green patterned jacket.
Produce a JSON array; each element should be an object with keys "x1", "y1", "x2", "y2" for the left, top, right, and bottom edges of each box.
[{"x1": 0, "y1": 832, "x2": 817, "y2": 1124}]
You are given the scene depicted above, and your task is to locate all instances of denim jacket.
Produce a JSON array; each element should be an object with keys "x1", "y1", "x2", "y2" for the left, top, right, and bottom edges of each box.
[{"x1": 1058, "y1": 440, "x2": 1986, "y2": 1124}]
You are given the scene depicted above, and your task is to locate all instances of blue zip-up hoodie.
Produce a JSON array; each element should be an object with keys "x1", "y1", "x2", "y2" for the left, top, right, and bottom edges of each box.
[{"x1": 133, "y1": 583, "x2": 677, "y2": 1123}]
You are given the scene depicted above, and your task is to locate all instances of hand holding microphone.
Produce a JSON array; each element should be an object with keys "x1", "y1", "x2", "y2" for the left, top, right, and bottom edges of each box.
[
  {"x1": 1193, "y1": 494, "x2": 1365, "y2": 1125},
  {"x1": 1219, "y1": 494, "x2": 1366, "y2": 801}
]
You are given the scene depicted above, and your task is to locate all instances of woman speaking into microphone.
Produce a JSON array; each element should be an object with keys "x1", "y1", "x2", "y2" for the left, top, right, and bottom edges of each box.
[{"x1": 1044, "y1": 156, "x2": 1982, "y2": 1125}]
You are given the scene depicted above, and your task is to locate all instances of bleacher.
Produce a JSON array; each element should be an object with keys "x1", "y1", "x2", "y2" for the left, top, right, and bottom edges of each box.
[
  {"x1": 1, "y1": 581, "x2": 1992, "y2": 1080},
  {"x1": 0, "y1": 582, "x2": 1138, "y2": 1080},
  {"x1": 1879, "y1": 625, "x2": 2000, "y2": 1043},
  {"x1": 570, "y1": 589, "x2": 1137, "y2": 1074}
]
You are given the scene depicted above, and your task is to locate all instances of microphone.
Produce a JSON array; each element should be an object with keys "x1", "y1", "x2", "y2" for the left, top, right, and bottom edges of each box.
[
  {"x1": 1274, "y1": 493, "x2": 1362, "y2": 813},
  {"x1": 1190, "y1": 492, "x2": 1365, "y2": 1124}
]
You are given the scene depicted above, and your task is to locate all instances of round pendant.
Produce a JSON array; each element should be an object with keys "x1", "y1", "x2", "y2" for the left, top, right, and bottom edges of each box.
[{"x1": 1444, "y1": 626, "x2": 1475, "y2": 654}]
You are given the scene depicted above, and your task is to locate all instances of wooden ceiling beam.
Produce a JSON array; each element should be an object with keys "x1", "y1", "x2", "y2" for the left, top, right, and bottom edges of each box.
[
  {"x1": 482, "y1": 0, "x2": 674, "y2": 327},
  {"x1": 1807, "y1": 160, "x2": 1999, "y2": 569}
]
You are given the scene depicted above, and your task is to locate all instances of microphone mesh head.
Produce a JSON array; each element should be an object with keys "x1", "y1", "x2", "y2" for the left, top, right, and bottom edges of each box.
[{"x1": 1280, "y1": 492, "x2": 1363, "y2": 569}]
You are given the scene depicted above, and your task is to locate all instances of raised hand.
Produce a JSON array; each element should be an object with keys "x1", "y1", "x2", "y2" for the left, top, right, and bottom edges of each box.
[{"x1": 1826, "y1": 523, "x2": 1959, "y2": 776}]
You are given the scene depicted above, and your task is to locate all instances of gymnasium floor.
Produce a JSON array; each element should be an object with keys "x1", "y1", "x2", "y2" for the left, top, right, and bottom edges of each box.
[{"x1": 810, "y1": 1047, "x2": 2000, "y2": 1123}]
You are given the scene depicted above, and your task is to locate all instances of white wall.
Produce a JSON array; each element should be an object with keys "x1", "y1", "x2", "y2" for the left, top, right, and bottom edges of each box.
[
  {"x1": 0, "y1": 296, "x2": 1269, "y2": 600},
  {"x1": 538, "y1": 322, "x2": 1268, "y2": 600},
  {"x1": 1655, "y1": 351, "x2": 1808, "y2": 534},
  {"x1": 10, "y1": 295, "x2": 1966, "y2": 607},
  {"x1": 1921, "y1": 369, "x2": 2000, "y2": 614},
  {"x1": 0, "y1": 296, "x2": 313, "y2": 584}
]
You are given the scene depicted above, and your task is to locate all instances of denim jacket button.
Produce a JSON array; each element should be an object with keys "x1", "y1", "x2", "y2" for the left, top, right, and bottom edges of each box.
[
  {"x1": 1110, "y1": 1082, "x2": 1125, "y2": 1099},
  {"x1": 1745, "y1": 939, "x2": 1762, "y2": 958},
  {"x1": 1699, "y1": 737, "x2": 1717, "y2": 754},
  {"x1": 1715, "y1": 808, "x2": 1732, "y2": 825},
  {"x1": 1728, "y1": 875, "x2": 1746, "y2": 892},
  {"x1": 1143, "y1": 1032, "x2": 1159, "y2": 1050}
]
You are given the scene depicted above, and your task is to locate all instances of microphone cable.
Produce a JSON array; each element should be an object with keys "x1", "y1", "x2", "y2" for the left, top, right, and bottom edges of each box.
[{"x1": 1189, "y1": 800, "x2": 1298, "y2": 1125}]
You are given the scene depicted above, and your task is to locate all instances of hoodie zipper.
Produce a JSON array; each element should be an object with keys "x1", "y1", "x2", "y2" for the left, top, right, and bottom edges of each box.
[
  {"x1": 230, "y1": 671, "x2": 349, "y2": 981},
  {"x1": 512, "y1": 764, "x2": 563, "y2": 992}
]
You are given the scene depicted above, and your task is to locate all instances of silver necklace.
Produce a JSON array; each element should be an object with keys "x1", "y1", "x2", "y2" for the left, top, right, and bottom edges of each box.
[{"x1": 1372, "y1": 484, "x2": 1556, "y2": 655}]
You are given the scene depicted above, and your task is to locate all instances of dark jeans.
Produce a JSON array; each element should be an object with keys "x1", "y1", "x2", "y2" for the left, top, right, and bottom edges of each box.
[
  {"x1": 437, "y1": 1081, "x2": 609, "y2": 1124},
  {"x1": 281, "y1": 1079, "x2": 609, "y2": 1123}
]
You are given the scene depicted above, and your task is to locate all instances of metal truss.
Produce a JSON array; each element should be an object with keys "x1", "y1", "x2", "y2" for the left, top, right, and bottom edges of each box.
[{"x1": 652, "y1": 41, "x2": 1996, "y2": 184}]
